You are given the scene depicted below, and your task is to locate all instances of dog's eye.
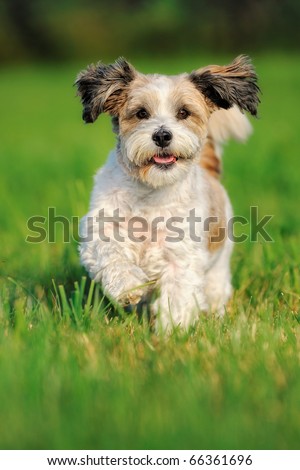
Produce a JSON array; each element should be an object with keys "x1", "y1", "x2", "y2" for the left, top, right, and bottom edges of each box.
[
  {"x1": 177, "y1": 108, "x2": 190, "y2": 120},
  {"x1": 136, "y1": 108, "x2": 150, "y2": 120}
]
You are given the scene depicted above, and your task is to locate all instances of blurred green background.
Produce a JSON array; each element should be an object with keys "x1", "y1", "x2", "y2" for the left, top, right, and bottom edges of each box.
[
  {"x1": 1, "y1": 0, "x2": 300, "y2": 63},
  {"x1": 1, "y1": 0, "x2": 300, "y2": 451}
]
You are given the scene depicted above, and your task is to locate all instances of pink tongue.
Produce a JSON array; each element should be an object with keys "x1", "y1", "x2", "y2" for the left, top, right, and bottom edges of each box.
[{"x1": 153, "y1": 155, "x2": 176, "y2": 164}]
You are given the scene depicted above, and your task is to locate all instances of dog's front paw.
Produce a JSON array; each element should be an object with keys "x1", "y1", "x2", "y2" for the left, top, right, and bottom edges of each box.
[
  {"x1": 117, "y1": 267, "x2": 150, "y2": 306},
  {"x1": 104, "y1": 265, "x2": 149, "y2": 307},
  {"x1": 151, "y1": 291, "x2": 208, "y2": 333}
]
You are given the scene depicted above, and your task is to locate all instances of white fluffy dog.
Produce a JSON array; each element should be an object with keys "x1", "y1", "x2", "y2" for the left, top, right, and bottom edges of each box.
[{"x1": 75, "y1": 56, "x2": 259, "y2": 331}]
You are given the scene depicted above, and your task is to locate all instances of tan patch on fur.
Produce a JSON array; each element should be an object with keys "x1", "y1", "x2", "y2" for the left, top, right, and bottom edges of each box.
[
  {"x1": 171, "y1": 76, "x2": 210, "y2": 134},
  {"x1": 119, "y1": 111, "x2": 140, "y2": 135},
  {"x1": 200, "y1": 137, "x2": 221, "y2": 179},
  {"x1": 205, "y1": 174, "x2": 227, "y2": 252},
  {"x1": 200, "y1": 56, "x2": 256, "y2": 79},
  {"x1": 119, "y1": 74, "x2": 153, "y2": 134},
  {"x1": 138, "y1": 162, "x2": 153, "y2": 183}
]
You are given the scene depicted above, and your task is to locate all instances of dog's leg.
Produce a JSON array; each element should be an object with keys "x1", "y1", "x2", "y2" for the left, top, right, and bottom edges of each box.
[
  {"x1": 80, "y1": 214, "x2": 149, "y2": 307},
  {"x1": 204, "y1": 242, "x2": 233, "y2": 315},
  {"x1": 151, "y1": 260, "x2": 208, "y2": 332}
]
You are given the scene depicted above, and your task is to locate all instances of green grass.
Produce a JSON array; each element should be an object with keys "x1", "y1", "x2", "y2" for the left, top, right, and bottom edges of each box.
[{"x1": 0, "y1": 53, "x2": 300, "y2": 449}]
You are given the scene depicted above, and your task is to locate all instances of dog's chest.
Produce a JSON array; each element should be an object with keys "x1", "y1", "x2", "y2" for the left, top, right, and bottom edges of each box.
[{"x1": 119, "y1": 197, "x2": 209, "y2": 277}]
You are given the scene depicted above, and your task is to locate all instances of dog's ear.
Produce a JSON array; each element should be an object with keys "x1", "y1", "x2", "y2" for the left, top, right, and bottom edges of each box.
[
  {"x1": 190, "y1": 55, "x2": 260, "y2": 116},
  {"x1": 75, "y1": 58, "x2": 136, "y2": 123}
]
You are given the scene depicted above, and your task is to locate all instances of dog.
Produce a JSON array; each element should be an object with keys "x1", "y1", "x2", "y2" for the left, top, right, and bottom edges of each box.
[{"x1": 75, "y1": 55, "x2": 259, "y2": 331}]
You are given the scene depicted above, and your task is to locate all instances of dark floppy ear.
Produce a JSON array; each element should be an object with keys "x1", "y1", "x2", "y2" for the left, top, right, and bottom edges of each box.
[
  {"x1": 75, "y1": 58, "x2": 136, "y2": 123},
  {"x1": 190, "y1": 55, "x2": 260, "y2": 116}
]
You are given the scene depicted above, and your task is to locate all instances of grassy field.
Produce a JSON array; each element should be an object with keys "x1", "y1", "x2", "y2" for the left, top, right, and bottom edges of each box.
[{"x1": 0, "y1": 53, "x2": 300, "y2": 450}]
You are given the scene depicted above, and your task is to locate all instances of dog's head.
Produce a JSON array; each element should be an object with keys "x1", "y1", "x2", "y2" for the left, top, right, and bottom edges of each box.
[{"x1": 75, "y1": 56, "x2": 259, "y2": 188}]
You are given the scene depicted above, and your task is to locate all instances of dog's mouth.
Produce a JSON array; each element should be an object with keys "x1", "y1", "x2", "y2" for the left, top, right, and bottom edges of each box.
[{"x1": 151, "y1": 154, "x2": 178, "y2": 168}]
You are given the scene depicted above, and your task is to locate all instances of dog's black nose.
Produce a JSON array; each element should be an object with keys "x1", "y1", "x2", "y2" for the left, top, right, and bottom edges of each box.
[{"x1": 152, "y1": 129, "x2": 173, "y2": 148}]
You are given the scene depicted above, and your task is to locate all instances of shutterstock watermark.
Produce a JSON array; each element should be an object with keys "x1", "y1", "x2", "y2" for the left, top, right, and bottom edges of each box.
[{"x1": 25, "y1": 206, "x2": 274, "y2": 245}]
